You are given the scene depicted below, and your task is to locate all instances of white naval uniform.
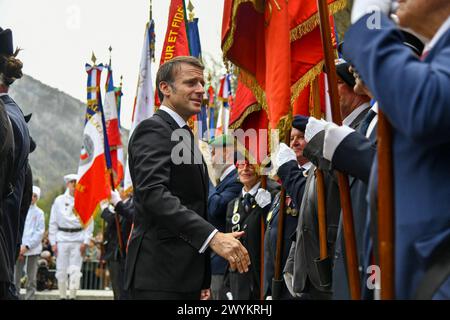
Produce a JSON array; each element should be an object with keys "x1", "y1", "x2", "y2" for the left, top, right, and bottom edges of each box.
[{"x1": 48, "y1": 189, "x2": 93, "y2": 297}]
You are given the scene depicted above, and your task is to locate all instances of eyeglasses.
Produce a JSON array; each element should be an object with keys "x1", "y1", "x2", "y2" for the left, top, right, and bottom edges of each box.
[{"x1": 236, "y1": 161, "x2": 255, "y2": 170}]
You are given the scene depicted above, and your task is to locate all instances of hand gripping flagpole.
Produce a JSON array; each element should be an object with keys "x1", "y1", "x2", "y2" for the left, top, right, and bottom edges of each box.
[{"x1": 316, "y1": 0, "x2": 361, "y2": 299}]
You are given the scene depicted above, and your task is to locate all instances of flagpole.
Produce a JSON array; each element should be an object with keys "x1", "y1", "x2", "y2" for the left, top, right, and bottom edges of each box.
[
  {"x1": 316, "y1": 0, "x2": 361, "y2": 300},
  {"x1": 377, "y1": 111, "x2": 395, "y2": 299},
  {"x1": 272, "y1": 130, "x2": 290, "y2": 300},
  {"x1": 104, "y1": 48, "x2": 125, "y2": 259},
  {"x1": 311, "y1": 78, "x2": 329, "y2": 265}
]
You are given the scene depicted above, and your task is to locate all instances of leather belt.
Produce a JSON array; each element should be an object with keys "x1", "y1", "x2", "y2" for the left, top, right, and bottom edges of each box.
[{"x1": 58, "y1": 227, "x2": 82, "y2": 233}]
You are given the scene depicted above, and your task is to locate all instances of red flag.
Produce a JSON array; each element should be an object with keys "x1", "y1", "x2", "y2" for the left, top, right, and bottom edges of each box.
[
  {"x1": 222, "y1": 0, "x2": 344, "y2": 126},
  {"x1": 155, "y1": 0, "x2": 190, "y2": 106}
]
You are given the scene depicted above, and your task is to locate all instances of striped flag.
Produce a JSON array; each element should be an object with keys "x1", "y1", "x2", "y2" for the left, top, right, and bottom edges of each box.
[
  {"x1": 74, "y1": 64, "x2": 111, "y2": 225},
  {"x1": 104, "y1": 64, "x2": 124, "y2": 188}
]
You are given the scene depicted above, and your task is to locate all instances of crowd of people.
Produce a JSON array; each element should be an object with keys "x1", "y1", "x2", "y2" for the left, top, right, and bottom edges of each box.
[{"x1": 1, "y1": 0, "x2": 449, "y2": 301}]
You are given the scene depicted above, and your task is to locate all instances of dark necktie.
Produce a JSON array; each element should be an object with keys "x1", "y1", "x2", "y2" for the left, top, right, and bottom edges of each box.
[
  {"x1": 358, "y1": 109, "x2": 377, "y2": 136},
  {"x1": 243, "y1": 193, "x2": 253, "y2": 214},
  {"x1": 182, "y1": 124, "x2": 205, "y2": 171}
]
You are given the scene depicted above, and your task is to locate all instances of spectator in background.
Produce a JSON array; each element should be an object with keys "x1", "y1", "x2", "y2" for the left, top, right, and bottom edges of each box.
[{"x1": 14, "y1": 186, "x2": 45, "y2": 300}]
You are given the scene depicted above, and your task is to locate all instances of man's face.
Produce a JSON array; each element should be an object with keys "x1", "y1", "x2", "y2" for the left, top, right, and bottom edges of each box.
[
  {"x1": 237, "y1": 161, "x2": 259, "y2": 188},
  {"x1": 397, "y1": 0, "x2": 448, "y2": 32},
  {"x1": 31, "y1": 193, "x2": 38, "y2": 205},
  {"x1": 290, "y1": 128, "x2": 307, "y2": 162},
  {"x1": 67, "y1": 180, "x2": 76, "y2": 194},
  {"x1": 160, "y1": 63, "x2": 205, "y2": 119},
  {"x1": 337, "y1": 78, "x2": 357, "y2": 116}
]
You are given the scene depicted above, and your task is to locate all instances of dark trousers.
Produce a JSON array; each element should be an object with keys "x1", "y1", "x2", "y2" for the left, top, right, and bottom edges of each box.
[
  {"x1": 130, "y1": 288, "x2": 201, "y2": 300},
  {"x1": 0, "y1": 281, "x2": 18, "y2": 300}
]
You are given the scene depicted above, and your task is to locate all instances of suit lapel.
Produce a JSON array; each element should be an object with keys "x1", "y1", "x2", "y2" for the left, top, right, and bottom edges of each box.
[{"x1": 156, "y1": 109, "x2": 208, "y2": 196}]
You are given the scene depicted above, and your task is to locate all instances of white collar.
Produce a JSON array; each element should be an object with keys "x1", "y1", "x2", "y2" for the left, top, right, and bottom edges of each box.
[
  {"x1": 424, "y1": 16, "x2": 450, "y2": 53},
  {"x1": 242, "y1": 181, "x2": 261, "y2": 197},
  {"x1": 300, "y1": 161, "x2": 312, "y2": 172},
  {"x1": 343, "y1": 102, "x2": 370, "y2": 126},
  {"x1": 0, "y1": 93, "x2": 8, "y2": 97},
  {"x1": 220, "y1": 165, "x2": 235, "y2": 182},
  {"x1": 159, "y1": 105, "x2": 187, "y2": 128},
  {"x1": 64, "y1": 188, "x2": 74, "y2": 199}
]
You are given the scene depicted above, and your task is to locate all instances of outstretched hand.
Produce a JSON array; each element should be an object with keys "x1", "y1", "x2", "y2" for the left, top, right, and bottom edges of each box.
[{"x1": 209, "y1": 231, "x2": 250, "y2": 273}]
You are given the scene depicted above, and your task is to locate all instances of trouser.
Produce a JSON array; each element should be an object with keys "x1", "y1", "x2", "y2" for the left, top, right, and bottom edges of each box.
[
  {"x1": 107, "y1": 260, "x2": 121, "y2": 300},
  {"x1": 56, "y1": 242, "x2": 83, "y2": 299},
  {"x1": 14, "y1": 254, "x2": 39, "y2": 300},
  {"x1": 211, "y1": 274, "x2": 225, "y2": 300}
]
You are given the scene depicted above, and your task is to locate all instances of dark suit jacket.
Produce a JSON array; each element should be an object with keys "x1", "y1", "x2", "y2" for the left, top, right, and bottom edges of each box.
[
  {"x1": 0, "y1": 99, "x2": 14, "y2": 284},
  {"x1": 208, "y1": 168, "x2": 242, "y2": 275},
  {"x1": 0, "y1": 95, "x2": 30, "y2": 290},
  {"x1": 125, "y1": 109, "x2": 215, "y2": 293},
  {"x1": 345, "y1": 14, "x2": 450, "y2": 299}
]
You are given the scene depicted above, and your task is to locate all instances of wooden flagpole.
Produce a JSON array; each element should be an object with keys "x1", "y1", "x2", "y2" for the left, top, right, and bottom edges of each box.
[{"x1": 316, "y1": 0, "x2": 361, "y2": 299}]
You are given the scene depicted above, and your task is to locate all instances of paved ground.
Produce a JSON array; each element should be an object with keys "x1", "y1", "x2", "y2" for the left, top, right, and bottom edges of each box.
[{"x1": 20, "y1": 289, "x2": 114, "y2": 300}]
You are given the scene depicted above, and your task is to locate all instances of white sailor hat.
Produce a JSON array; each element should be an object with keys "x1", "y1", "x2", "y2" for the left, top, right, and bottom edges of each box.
[
  {"x1": 64, "y1": 173, "x2": 79, "y2": 184},
  {"x1": 32, "y1": 186, "x2": 41, "y2": 199}
]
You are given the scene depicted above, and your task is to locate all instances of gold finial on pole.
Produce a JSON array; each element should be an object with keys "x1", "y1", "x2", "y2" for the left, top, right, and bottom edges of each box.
[
  {"x1": 91, "y1": 52, "x2": 97, "y2": 65},
  {"x1": 188, "y1": 0, "x2": 195, "y2": 22},
  {"x1": 120, "y1": 75, "x2": 123, "y2": 88}
]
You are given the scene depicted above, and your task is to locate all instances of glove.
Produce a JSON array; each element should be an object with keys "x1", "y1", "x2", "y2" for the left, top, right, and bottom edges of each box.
[
  {"x1": 275, "y1": 143, "x2": 297, "y2": 170},
  {"x1": 255, "y1": 188, "x2": 271, "y2": 208},
  {"x1": 110, "y1": 189, "x2": 121, "y2": 206},
  {"x1": 351, "y1": 0, "x2": 392, "y2": 24},
  {"x1": 323, "y1": 123, "x2": 355, "y2": 161},
  {"x1": 305, "y1": 117, "x2": 328, "y2": 143}
]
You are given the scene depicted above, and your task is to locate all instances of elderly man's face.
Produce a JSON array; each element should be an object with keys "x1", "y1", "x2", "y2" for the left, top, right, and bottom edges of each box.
[
  {"x1": 237, "y1": 161, "x2": 259, "y2": 189},
  {"x1": 290, "y1": 128, "x2": 307, "y2": 162},
  {"x1": 397, "y1": 0, "x2": 449, "y2": 32}
]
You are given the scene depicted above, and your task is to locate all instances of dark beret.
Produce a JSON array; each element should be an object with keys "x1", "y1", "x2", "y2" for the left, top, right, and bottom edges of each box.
[{"x1": 292, "y1": 115, "x2": 309, "y2": 132}]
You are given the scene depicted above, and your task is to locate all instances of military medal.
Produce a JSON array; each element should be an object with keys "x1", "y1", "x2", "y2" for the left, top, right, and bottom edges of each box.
[{"x1": 232, "y1": 213, "x2": 240, "y2": 225}]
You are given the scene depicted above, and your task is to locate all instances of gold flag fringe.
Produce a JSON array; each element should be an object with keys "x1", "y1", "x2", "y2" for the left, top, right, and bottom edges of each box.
[
  {"x1": 229, "y1": 103, "x2": 262, "y2": 130},
  {"x1": 290, "y1": 0, "x2": 347, "y2": 42},
  {"x1": 222, "y1": 0, "x2": 255, "y2": 59},
  {"x1": 290, "y1": 61, "x2": 324, "y2": 105}
]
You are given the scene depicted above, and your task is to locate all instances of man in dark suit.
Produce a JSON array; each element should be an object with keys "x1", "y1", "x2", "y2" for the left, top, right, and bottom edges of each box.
[
  {"x1": 207, "y1": 134, "x2": 243, "y2": 300},
  {"x1": 345, "y1": 0, "x2": 450, "y2": 299},
  {"x1": 126, "y1": 56, "x2": 250, "y2": 300}
]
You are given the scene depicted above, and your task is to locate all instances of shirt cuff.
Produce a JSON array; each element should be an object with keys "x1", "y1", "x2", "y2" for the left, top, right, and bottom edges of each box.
[
  {"x1": 323, "y1": 125, "x2": 355, "y2": 161},
  {"x1": 199, "y1": 229, "x2": 218, "y2": 253}
]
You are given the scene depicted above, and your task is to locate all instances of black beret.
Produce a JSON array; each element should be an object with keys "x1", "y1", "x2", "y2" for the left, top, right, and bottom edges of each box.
[
  {"x1": 336, "y1": 59, "x2": 356, "y2": 88},
  {"x1": 0, "y1": 27, "x2": 13, "y2": 56},
  {"x1": 292, "y1": 115, "x2": 309, "y2": 132}
]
